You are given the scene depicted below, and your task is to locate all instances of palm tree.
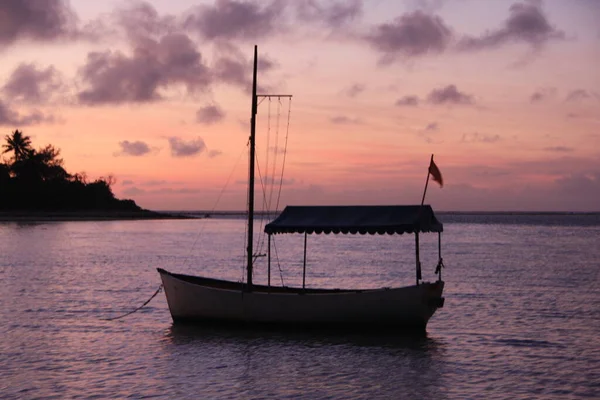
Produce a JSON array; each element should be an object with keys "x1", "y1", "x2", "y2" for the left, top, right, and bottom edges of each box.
[{"x1": 3, "y1": 129, "x2": 33, "y2": 162}]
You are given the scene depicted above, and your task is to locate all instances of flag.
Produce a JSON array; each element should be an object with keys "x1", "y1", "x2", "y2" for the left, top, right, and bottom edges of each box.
[{"x1": 429, "y1": 157, "x2": 443, "y2": 187}]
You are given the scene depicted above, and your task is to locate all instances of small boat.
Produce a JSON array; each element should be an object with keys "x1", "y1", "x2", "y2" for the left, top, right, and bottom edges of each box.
[{"x1": 158, "y1": 46, "x2": 445, "y2": 330}]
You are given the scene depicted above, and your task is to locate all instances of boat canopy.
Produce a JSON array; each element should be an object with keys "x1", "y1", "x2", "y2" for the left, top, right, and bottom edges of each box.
[{"x1": 264, "y1": 205, "x2": 443, "y2": 235}]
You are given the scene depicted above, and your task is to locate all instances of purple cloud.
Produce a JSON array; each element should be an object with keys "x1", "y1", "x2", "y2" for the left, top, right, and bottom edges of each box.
[
  {"x1": 461, "y1": 132, "x2": 501, "y2": 143},
  {"x1": 0, "y1": 100, "x2": 54, "y2": 126},
  {"x1": 213, "y1": 56, "x2": 250, "y2": 88},
  {"x1": 208, "y1": 149, "x2": 223, "y2": 158},
  {"x1": 424, "y1": 122, "x2": 438, "y2": 131},
  {"x1": 529, "y1": 87, "x2": 556, "y2": 103},
  {"x1": 457, "y1": 2, "x2": 565, "y2": 51},
  {"x1": 344, "y1": 83, "x2": 365, "y2": 97},
  {"x1": 395, "y1": 95, "x2": 419, "y2": 106},
  {"x1": 111, "y1": 1, "x2": 177, "y2": 43},
  {"x1": 211, "y1": 42, "x2": 277, "y2": 91},
  {"x1": 168, "y1": 136, "x2": 206, "y2": 157},
  {"x1": 544, "y1": 146, "x2": 573, "y2": 152},
  {"x1": 365, "y1": 11, "x2": 453, "y2": 62},
  {"x1": 117, "y1": 140, "x2": 152, "y2": 156},
  {"x1": 196, "y1": 105, "x2": 225, "y2": 124},
  {"x1": 295, "y1": 0, "x2": 363, "y2": 28},
  {"x1": 427, "y1": 85, "x2": 474, "y2": 105},
  {"x1": 565, "y1": 89, "x2": 592, "y2": 102},
  {"x1": 553, "y1": 172, "x2": 600, "y2": 202},
  {"x1": 0, "y1": 0, "x2": 78, "y2": 47},
  {"x1": 2, "y1": 63, "x2": 64, "y2": 103},
  {"x1": 330, "y1": 115, "x2": 362, "y2": 125},
  {"x1": 123, "y1": 186, "x2": 146, "y2": 196},
  {"x1": 183, "y1": 0, "x2": 284, "y2": 40},
  {"x1": 77, "y1": 33, "x2": 211, "y2": 104}
]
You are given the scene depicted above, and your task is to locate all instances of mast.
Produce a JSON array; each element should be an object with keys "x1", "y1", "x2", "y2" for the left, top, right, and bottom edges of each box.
[{"x1": 247, "y1": 45, "x2": 258, "y2": 290}]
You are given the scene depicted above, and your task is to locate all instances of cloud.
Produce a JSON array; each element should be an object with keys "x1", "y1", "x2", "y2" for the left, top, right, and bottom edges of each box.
[
  {"x1": 110, "y1": 1, "x2": 177, "y2": 43},
  {"x1": 294, "y1": 0, "x2": 363, "y2": 28},
  {"x1": 183, "y1": 0, "x2": 285, "y2": 40},
  {"x1": 77, "y1": 33, "x2": 211, "y2": 104},
  {"x1": 0, "y1": 100, "x2": 54, "y2": 126},
  {"x1": 408, "y1": 0, "x2": 447, "y2": 13},
  {"x1": 116, "y1": 140, "x2": 153, "y2": 156},
  {"x1": 141, "y1": 179, "x2": 169, "y2": 186},
  {"x1": 457, "y1": 1, "x2": 565, "y2": 52},
  {"x1": 1, "y1": 63, "x2": 65, "y2": 103},
  {"x1": 427, "y1": 84, "x2": 474, "y2": 105},
  {"x1": 123, "y1": 186, "x2": 146, "y2": 196},
  {"x1": 344, "y1": 83, "x2": 365, "y2": 97},
  {"x1": 330, "y1": 115, "x2": 362, "y2": 125},
  {"x1": 365, "y1": 11, "x2": 453, "y2": 62},
  {"x1": 530, "y1": 92, "x2": 544, "y2": 103},
  {"x1": 461, "y1": 132, "x2": 501, "y2": 143},
  {"x1": 395, "y1": 95, "x2": 419, "y2": 106},
  {"x1": 168, "y1": 136, "x2": 206, "y2": 157},
  {"x1": 0, "y1": 0, "x2": 79, "y2": 47},
  {"x1": 210, "y1": 42, "x2": 276, "y2": 91},
  {"x1": 565, "y1": 89, "x2": 592, "y2": 102},
  {"x1": 196, "y1": 105, "x2": 225, "y2": 124},
  {"x1": 554, "y1": 172, "x2": 600, "y2": 199},
  {"x1": 208, "y1": 149, "x2": 223, "y2": 158},
  {"x1": 213, "y1": 55, "x2": 250, "y2": 89},
  {"x1": 418, "y1": 121, "x2": 440, "y2": 143},
  {"x1": 263, "y1": 176, "x2": 296, "y2": 185},
  {"x1": 424, "y1": 122, "x2": 438, "y2": 131},
  {"x1": 544, "y1": 146, "x2": 573, "y2": 152},
  {"x1": 529, "y1": 87, "x2": 555, "y2": 103}
]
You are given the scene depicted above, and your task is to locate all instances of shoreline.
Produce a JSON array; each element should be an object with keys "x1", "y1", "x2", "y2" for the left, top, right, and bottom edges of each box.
[{"x1": 0, "y1": 210, "x2": 198, "y2": 222}]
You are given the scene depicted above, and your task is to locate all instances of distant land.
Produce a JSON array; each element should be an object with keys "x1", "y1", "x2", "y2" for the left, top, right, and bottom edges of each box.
[
  {"x1": 0, "y1": 210, "x2": 194, "y2": 222},
  {"x1": 0, "y1": 130, "x2": 193, "y2": 221}
]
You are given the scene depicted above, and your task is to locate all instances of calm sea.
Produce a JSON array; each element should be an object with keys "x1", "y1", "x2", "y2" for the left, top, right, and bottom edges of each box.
[{"x1": 1, "y1": 213, "x2": 599, "y2": 399}]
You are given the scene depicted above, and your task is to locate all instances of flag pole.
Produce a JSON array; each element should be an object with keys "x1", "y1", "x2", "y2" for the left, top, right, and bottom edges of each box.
[{"x1": 421, "y1": 154, "x2": 433, "y2": 206}]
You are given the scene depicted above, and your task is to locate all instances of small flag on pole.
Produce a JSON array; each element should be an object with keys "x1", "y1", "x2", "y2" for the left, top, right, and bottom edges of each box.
[{"x1": 429, "y1": 157, "x2": 443, "y2": 187}]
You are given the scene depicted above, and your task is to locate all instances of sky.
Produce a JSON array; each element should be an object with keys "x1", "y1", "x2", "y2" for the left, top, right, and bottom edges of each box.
[{"x1": 0, "y1": 0, "x2": 599, "y2": 212}]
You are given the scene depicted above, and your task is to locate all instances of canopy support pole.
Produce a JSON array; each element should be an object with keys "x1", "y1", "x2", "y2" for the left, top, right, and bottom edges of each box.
[
  {"x1": 434, "y1": 232, "x2": 445, "y2": 282},
  {"x1": 302, "y1": 232, "x2": 307, "y2": 290},
  {"x1": 438, "y1": 232, "x2": 442, "y2": 282},
  {"x1": 415, "y1": 232, "x2": 422, "y2": 285},
  {"x1": 268, "y1": 234, "x2": 271, "y2": 289}
]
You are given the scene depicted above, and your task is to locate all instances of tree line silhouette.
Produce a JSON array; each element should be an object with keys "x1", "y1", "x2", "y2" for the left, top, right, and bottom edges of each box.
[{"x1": 0, "y1": 130, "x2": 141, "y2": 211}]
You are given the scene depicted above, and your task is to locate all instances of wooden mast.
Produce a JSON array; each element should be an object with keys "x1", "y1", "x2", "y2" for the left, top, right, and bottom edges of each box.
[{"x1": 246, "y1": 45, "x2": 258, "y2": 290}]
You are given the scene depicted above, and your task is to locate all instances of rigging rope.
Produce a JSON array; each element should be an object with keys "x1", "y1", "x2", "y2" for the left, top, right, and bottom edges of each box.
[
  {"x1": 268, "y1": 98, "x2": 282, "y2": 213},
  {"x1": 275, "y1": 97, "x2": 292, "y2": 212},
  {"x1": 183, "y1": 143, "x2": 247, "y2": 270},
  {"x1": 245, "y1": 96, "x2": 293, "y2": 284},
  {"x1": 271, "y1": 236, "x2": 286, "y2": 287},
  {"x1": 101, "y1": 285, "x2": 163, "y2": 321}
]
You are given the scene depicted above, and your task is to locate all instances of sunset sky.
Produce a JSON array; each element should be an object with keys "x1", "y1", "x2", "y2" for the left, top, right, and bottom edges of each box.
[{"x1": 1, "y1": 0, "x2": 598, "y2": 211}]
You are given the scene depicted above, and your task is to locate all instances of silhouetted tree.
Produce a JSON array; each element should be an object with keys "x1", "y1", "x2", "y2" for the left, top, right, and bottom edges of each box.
[
  {"x1": 2, "y1": 130, "x2": 33, "y2": 162},
  {"x1": 1, "y1": 130, "x2": 141, "y2": 212},
  {"x1": 11, "y1": 144, "x2": 69, "y2": 182},
  {"x1": 0, "y1": 162, "x2": 9, "y2": 185}
]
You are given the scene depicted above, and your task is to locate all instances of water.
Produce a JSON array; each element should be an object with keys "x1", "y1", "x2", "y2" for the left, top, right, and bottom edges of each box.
[{"x1": 1, "y1": 215, "x2": 599, "y2": 399}]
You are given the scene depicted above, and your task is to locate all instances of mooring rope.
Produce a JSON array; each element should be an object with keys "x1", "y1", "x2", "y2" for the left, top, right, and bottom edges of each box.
[{"x1": 101, "y1": 285, "x2": 163, "y2": 321}]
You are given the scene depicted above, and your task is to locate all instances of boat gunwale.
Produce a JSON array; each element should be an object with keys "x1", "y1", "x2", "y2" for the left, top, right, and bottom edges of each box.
[{"x1": 157, "y1": 268, "x2": 439, "y2": 295}]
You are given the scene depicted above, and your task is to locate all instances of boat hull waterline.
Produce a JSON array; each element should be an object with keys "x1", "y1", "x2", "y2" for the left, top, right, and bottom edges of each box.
[{"x1": 158, "y1": 268, "x2": 444, "y2": 329}]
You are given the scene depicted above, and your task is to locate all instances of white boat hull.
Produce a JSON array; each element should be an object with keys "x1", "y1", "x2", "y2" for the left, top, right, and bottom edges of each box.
[{"x1": 157, "y1": 268, "x2": 444, "y2": 330}]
